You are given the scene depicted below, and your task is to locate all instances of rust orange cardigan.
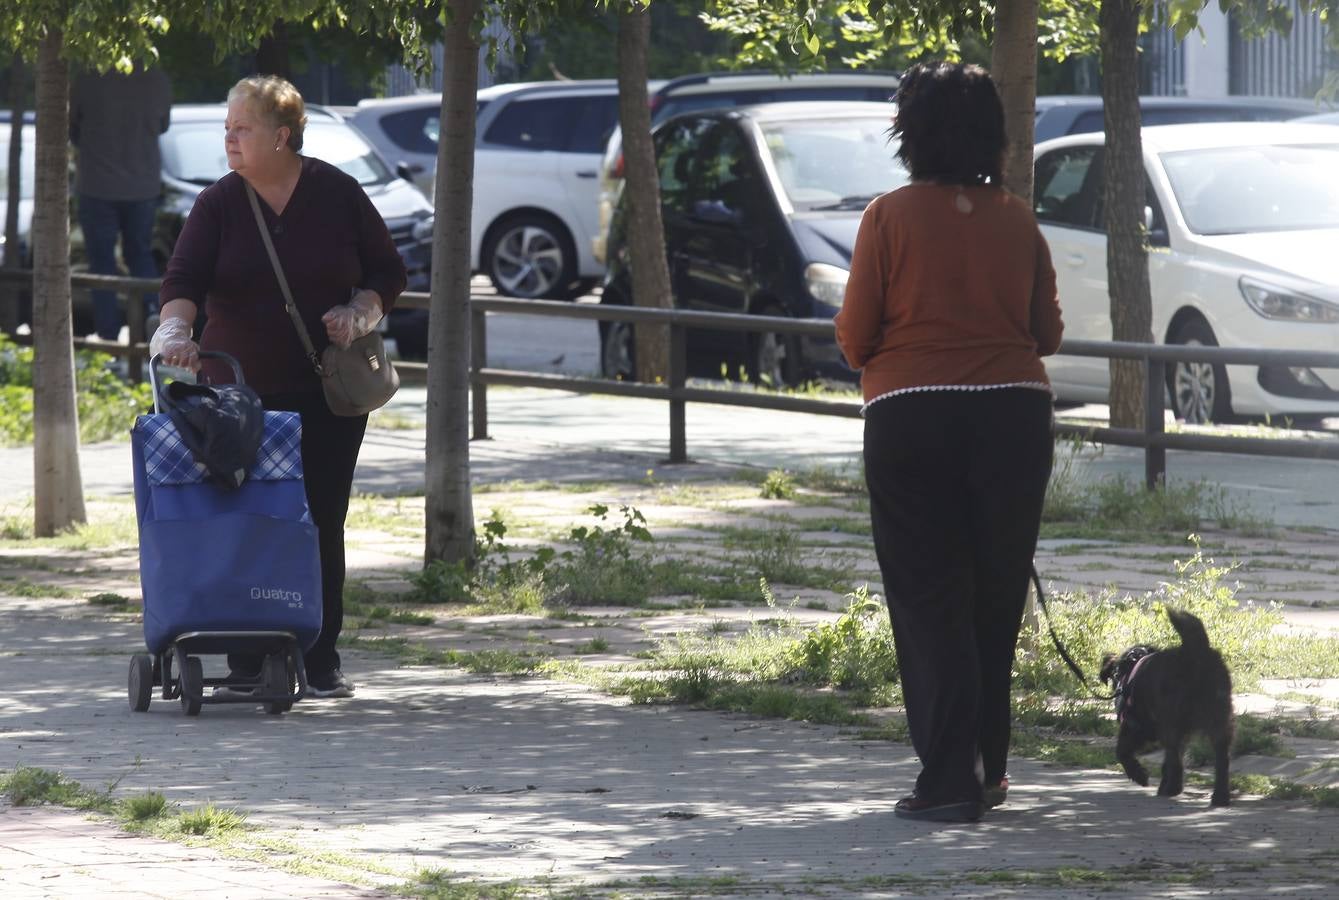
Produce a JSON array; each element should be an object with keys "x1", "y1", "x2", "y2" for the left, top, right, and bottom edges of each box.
[{"x1": 834, "y1": 183, "x2": 1064, "y2": 404}]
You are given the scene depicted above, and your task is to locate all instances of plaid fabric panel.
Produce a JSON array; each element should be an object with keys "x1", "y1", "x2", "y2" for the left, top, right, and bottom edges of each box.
[
  {"x1": 251, "y1": 411, "x2": 305, "y2": 481},
  {"x1": 136, "y1": 414, "x2": 208, "y2": 486},
  {"x1": 136, "y1": 411, "x2": 304, "y2": 486}
]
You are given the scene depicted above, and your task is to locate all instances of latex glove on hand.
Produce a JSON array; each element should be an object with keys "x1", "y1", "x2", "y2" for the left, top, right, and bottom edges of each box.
[
  {"x1": 322, "y1": 290, "x2": 384, "y2": 349},
  {"x1": 148, "y1": 317, "x2": 200, "y2": 372}
]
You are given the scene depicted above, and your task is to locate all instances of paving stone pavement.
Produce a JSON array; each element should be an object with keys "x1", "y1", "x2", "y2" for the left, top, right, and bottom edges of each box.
[{"x1": 3, "y1": 391, "x2": 1339, "y2": 897}]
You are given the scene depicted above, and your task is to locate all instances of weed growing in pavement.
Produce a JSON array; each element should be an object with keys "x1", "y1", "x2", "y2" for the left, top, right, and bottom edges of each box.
[
  {"x1": 123, "y1": 791, "x2": 168, "y2": 821},
  {"x1": 1, "y1": 766, "x2": 85, "y2": 807},
  {"x1": 0, "y1": 578, "x2": 73, "y2": 598},
  {"x1": 1042, "y1": 469, "x2": 1269, "y2": 537},
  {"x1": 571, "y1": 636, "x2": 610, "y2": 654},
  {"x1": 721, "y1": 527, "x2": 856, "y2": 591},
  {"x1": 86, "y1": 592, "x2": 134, "y2": 608},
  {"x1": 1015, "y1": 538, "x2": 1339, "y2": 696},
  {"x1": 788, "y1": 585, "x2": 898, "y2": 692},
  {"x1": 407, "y1": 867, "x2": 526, "y2": 898},
  {"x1": 176, "y1": 803, "x2": 248, "y2": 836},
  {"x1": 759, "y1": 469, "x2": 797, "y2": 500},
  {"x1": 411, "y1": 504, "x2": 656, "y2": 610},
  {"x1": 604, "y1": 583, "x2": 899, "y2": 719}
]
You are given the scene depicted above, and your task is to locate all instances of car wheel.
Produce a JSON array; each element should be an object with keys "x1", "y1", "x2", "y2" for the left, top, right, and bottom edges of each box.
[
  {"x1": 483, "y1": 214, "x2": 577, "y2": 300},
  {"x1": 1166, "y1": 316, "x2": 1232, "y2": 424},
  {"x1": 747, "y1": 304, "x2": 802, "y2": 388},
  {"x1": 600, "y1": 319, "x2": 636, "y2": 381}
]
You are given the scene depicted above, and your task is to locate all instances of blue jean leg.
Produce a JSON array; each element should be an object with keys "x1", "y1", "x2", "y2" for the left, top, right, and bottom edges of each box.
[
  {"x1": 78, "y1": 195, "x2": 160, "y2": 339},
  {"x1": 119, "y1": 197, "x2": 160, "y2": 317},
  {"x1": 78, "y1": 195, "x2": 123, "y2": 339}
]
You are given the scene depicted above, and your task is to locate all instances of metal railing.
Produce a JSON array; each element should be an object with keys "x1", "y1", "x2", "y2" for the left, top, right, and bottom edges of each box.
[
  {"x1": 0, "y1": 270, "x2": 154, "y2": 381},
  {"x1": 463, "y1": 296, "x2": 1339, "y2": 488},
  {"x1": 6, "y1": 269, "x2": 1339, "y2": 489}
]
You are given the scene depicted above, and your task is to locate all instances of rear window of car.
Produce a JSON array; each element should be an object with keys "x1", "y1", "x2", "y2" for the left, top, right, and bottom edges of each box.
[
  {"x1": 377, "y1": 108, "x2": 440, "y2": 155},
  {"x1": 1068, "y1": 104, "x2": 1311, "y2": 136},
  {"x1": 653, "y1": 86, "x2": 894, "y2": 124},
  {"x1": 483, "y1": 94, "x2": 617, "y2": 153}
]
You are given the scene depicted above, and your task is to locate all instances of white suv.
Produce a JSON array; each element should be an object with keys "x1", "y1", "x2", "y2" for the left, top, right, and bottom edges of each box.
[{"x1": 351, "y1": 81, "x2": 621, "y2": 299}]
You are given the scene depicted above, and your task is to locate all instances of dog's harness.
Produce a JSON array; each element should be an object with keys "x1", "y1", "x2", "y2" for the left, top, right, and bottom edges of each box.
[{"x1": 1112, "y1": 649, "x2": 1156, "y2": 723}]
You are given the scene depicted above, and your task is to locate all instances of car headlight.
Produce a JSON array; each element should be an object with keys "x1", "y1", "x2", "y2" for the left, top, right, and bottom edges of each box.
[
  {"x1": 1240, "y1": 276, "x2": 1339, "y2": 323},
  {"x1": 805, "y1": 263, "x2": 849, "y2": 307},
  {"x1": 411, "y1": 215, "x2": 434, "y2": 242}
]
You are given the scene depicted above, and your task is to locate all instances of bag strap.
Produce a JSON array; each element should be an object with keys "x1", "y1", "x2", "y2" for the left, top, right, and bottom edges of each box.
[{"x1": 244, "y1": 180, "x2": 324, "y2": 376}]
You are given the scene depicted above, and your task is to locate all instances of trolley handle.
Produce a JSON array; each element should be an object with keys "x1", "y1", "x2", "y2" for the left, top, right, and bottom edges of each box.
[{"x1": 149, "y1": 351, "x2": 246, "y2": 415}]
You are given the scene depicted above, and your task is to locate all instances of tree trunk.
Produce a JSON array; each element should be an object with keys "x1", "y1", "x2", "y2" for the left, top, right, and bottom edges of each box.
[
  {"x1": 617, "y1": 3, "x2": 673, "y2": 384},
  {"x1": 990, "y1": 0, "x2": 1038, "y2": 202},
  {"x1": 424, "y1": 0, "x2": 479, "y2": 566},
  {"x1": 2, "y1": 54, "x2": 26, "y2": 335},
  {"x1": 1100, "y1": 0, "x2": 1153, "y2": 430},
  {"x1": 32, "y1": 30, "x2": 85, "y2": 536}
]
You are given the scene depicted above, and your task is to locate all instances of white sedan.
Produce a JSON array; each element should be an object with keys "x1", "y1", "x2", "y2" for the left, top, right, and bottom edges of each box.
[{"x1": 1033, "y1": 122, "x2": 1339, "y2": 423}]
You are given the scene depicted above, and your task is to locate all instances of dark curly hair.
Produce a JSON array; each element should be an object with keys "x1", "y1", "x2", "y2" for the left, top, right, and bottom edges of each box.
[{"x1": 891, "y1": 61, "x2": 1005, "y2": 186}]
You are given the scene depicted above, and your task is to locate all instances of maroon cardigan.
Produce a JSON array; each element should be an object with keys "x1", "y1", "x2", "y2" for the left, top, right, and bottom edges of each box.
[{"x1": 160, "y1": 156, "x2": 407, "y2": 395}]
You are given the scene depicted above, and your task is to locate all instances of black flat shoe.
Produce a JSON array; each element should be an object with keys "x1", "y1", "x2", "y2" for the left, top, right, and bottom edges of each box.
[
  {"x1": 983, "y1": 776, "x2": 1009, "y2": 809},
  {"x1": 894, "y1": 793, "x2": 983, "y2": 823}
]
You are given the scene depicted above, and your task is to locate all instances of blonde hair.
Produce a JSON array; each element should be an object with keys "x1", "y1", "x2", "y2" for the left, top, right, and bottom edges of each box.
[{"x1": 228, "y1": 75, "x2": 307, "y2": 152}]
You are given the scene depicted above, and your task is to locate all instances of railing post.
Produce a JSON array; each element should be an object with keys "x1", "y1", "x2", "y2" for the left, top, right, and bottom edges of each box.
[
  {"x1": 125, "y1": 287, "x2": 146, "y2": 384},
  {"x1": 470, "y1": 301, "x2": 489, "y2": 440},
  {"x1": 1144, "y1": 354, "x2": 1166, "y2": 489},
  {"x1": 668, "y1": 322, "x2": 687, "y2": 463}
]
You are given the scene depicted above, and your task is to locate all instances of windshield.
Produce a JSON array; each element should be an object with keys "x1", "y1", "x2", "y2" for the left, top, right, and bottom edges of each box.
[
  {"x1": 758, "y1": 117, "x2": 908, "y2": 211},
  {"x1": 1161, "y1": 143, "x2": 1339, "y2": 234},
  {"x1": 160, "y1": 119, "x2": 393, "y2": 187},
  {"x1": 0, "y1": 130, "x2": 36, "y2": 200}
]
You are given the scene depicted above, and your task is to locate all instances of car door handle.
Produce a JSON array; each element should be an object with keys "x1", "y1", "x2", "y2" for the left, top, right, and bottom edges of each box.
[
  {"x1": 574, "y1": 170, "x2": 598, "y2": 179},
  {"x1": 1064, "y1": 253, "x2": 1085, "y2": 267}
]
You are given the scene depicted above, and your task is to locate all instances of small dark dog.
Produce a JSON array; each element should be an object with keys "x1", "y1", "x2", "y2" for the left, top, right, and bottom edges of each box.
[{"x1": 1099, "y1": 609, "x2": 1234, "y2": 807}]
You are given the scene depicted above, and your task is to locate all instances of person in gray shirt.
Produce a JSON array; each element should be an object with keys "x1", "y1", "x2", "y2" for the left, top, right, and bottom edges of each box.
[{"x1": 70, "y1": 64, "x2": 171, "y2": 340}]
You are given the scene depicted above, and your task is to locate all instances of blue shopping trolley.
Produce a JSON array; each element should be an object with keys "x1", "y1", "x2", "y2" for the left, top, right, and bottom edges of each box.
[{"x1": 127, "y1": 352, "x2": 321, "y2": 715}]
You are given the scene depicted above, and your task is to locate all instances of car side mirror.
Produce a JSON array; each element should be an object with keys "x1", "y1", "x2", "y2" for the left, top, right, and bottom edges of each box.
[
  {"x1": 395, "y1": 161, "x2": 425, "y2": 182},
  {"x1": 1144, "y1": 205, "x2": 1169, "y2": 247},
  {"x1": 691, "y1": 199, "x2": 743, "y2": 226}
]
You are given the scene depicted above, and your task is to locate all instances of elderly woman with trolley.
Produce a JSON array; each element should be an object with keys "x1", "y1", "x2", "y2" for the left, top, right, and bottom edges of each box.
[{"x1": 153, "y1": 75, "x2": 407, "y2": 700}]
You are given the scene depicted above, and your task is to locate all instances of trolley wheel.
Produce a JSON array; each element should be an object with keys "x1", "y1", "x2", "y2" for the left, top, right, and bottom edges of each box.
[
  {"x1": 179, "y1": 655, "x2": 203, "y2": 717},
  {"x1": 263, "y1": 653, "x2": 294, "y2": 715},
  {"x1": 128, "y1": 654, "x2": 153, "y2": 712}
]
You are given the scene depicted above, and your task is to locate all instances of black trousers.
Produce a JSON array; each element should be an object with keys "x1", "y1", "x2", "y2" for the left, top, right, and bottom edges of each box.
[
  {"x1": 231, "y1": 391, "x2": 367, "y2": 678},
  {"x1": 864, "y1": 388, "x2": 1053, "y2": 803}
]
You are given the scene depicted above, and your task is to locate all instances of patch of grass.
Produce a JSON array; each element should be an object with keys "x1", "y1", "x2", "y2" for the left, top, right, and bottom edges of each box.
[
  {"x1": 758, "y1": 469, "x2": 796, "y2": 500},
  {"x1": 0, "y1": 502, "x2": 138, "y2": 550},
  {"x1": 123, "y1": 791, "x2": 168, "y2": 821},
  {"x1": 2, "y1": 767, "x2": 85, "y2": 807},
  {"x1": 720, "y1": 527, "x2": 855, "y2": 591},
  {"x1": 788, "y1": 586, "x2": 897, "y2": 691},
  {"x1": 344, "y1": 636, "x2": 546, "y2": 675},
  {"x1": 1043, "y1": 457, "x2": 1271, "y2": 537},
  {"x1": 346, "y1": 599, "x2": 434, "y2": 626},
  {"x1": 367, "y1": 410, "x2": 419, "y2": 430},
  {"x1": 1015, "y1": 539, "x2": 1339, "y2": 697},
  {"x1": 176, "y1": 803, "x2": 248, "y2": 836},
  {"x1": 1, "y1": 578, "x2": 74, "y2": 598},
  {"x1": 570, "y1": 636, "x2": 610, "y2": 654},
  {"x1": 403, "y1": 868, "x2": 526, "y2": 899},
  {"x1": 87, "y1": 592, "x2": 134, "y2": 608}
]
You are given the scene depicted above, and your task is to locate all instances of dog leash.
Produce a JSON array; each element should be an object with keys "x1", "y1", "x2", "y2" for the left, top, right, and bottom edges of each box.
[{"x1": 1030, "y1": 564, "x2": 1115, "y2": 701}]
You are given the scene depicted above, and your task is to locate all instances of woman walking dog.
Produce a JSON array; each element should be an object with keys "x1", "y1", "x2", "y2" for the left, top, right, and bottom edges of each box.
[{"x1": 835, "y1": 61, "x2": 1064, "y2": 822}]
